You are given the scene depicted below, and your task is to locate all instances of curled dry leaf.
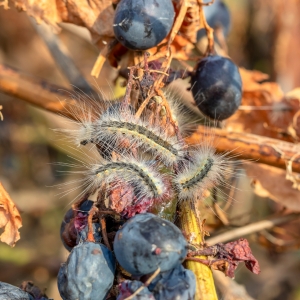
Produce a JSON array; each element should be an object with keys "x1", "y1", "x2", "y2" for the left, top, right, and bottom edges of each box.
[
  {"x1": 244, "y1": 162, "x2": 300, "y2": 211},
  {"x1": 188, "y1": 238, "x2": 260, "y2": 278},
  {"x1": 217, "y1": 238, "x2": 261, "y2": 278},
  {"x1": 0, "y1": 183, "x2": 22, "y2": 247}
]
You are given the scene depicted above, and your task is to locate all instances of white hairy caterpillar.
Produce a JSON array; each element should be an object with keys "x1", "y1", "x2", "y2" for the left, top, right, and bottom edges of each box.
[
  {"x1": 56, "y1": 89, "x2": 188, "y2": 167},
  {"x1": 90, "y1": 159, "x2": 166, "y2": 200},
  {"x1": 174, "y1": 139, "x2": 239, "y2": 202},
  {"x1": 55, "y1": 144, "x2": 168, "y2": 210},
  {"x1": 93, "y1": 104, "x2": 186, "y2": 166}
]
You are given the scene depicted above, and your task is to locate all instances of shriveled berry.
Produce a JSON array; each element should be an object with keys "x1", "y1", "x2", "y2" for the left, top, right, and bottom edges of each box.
[
  {"x1": 0, "y1": 282, "x2": 33, "y2": 300},
  {"x1": 60, "y1": 208, "x2": 76, "y2": 252},
  {"x1": 78, "y1": 199, "x2": 94, "y2": 213},
  {"x1": 114, "y1": 213, "x2": 187, "y2": 276},
  {"x1": 57, "y1": 242, "x2": 115, "y2": 300}
]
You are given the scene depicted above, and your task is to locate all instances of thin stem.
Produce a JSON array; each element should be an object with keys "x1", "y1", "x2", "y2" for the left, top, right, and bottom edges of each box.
[{"x1": 206, "y1": 213, "x2": 300, "y2": 245}]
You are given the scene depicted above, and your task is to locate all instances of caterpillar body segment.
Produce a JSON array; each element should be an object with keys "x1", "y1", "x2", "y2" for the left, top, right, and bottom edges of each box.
[
  {"x1": 93, "y1": 105, "x2": 185, "y2": 166},
  {"x1": 175, "y1": 146, "x2": 232, "y2": 201},
  {"x1": 92, "y1": 160, "x2": 164, "y2": 199}
]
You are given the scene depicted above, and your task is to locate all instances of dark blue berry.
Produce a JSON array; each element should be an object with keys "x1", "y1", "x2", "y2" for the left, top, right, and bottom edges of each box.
[
  {"x1": 148, "y1": 264, "x2": 196, "y2": 300},
  {"x1": 57, "y1": 242, "x2": 116, "y2": 300},
  {"x1": 0, "y1": 282, "x2": 33, "y2": 300},
  {"x1": 76, "y1": 223, "x2": 102, "y2": 244},
  {"x1": 114, "y1": 213, "x2": 187, "y2": 276},
  {"x1": 79, "y1": 199, "x2": 94, "y2": 213},
  {"x1": 117, "y1": 280, "x2": 155, "y2": 300},
  {"x1": 113, "y1": 0, "x2": 175, "y2": 50},
  {"x1": 198, "y1": 0, "x2": 231, "y2": 40},
  {"x1": 191, "y1": 55, "x2": 242, "y2": 120}
]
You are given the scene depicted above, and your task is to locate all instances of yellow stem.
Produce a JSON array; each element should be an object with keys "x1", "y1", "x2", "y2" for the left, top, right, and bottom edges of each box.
[{"x1": 179, "y1": 200, "x2": 218, "y2": 300}]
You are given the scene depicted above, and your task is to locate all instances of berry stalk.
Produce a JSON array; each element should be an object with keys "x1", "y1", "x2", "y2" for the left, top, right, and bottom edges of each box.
[{"x1": 179, "y1": 200, "x2": 218, "y2": 300}]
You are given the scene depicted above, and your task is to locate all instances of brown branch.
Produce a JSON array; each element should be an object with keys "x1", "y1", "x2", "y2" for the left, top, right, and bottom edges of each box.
[
  {"x1": 206, "y1": 213, "x2": 300, "y2": 245},
  {"x1": 185, "y1": 125, "x2": 300, "y2": 173},
  {"x1": 0, "y1": 64, "x2": 77, "y2": 119}
]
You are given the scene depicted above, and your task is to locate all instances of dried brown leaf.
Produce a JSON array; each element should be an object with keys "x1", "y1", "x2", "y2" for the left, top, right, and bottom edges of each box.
[
  {"x1": 226, "y1": 71, "x2": 300, "y2": 142},
  {"x1": 239, "y1": 68, "x2": 270, "y2": 92},
  {"x1": 0, "y1": 183, "x2": 22, "y2": 247},
  {"x1": 244, "y1": 162, "x2": 300, "y2": 211},
  {"x1": 11, "y1": 0, "x2": 115, "y2": 47},
  {"x1": 0, "y1": 0, "x2": 9, "y2": 9},
  {"x1": 219, "y1": 238, "x2": 261, "y2": 277}
]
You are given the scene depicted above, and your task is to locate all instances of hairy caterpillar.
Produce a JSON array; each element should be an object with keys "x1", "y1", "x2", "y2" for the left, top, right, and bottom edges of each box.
[
  {"x1": 55, "y1": 84, "x2": 240, "y2": 218},
  {"x1": 56, "y1": 90, "x2": 187, "y2": 166},
  {"x1": 174, "y1": 147, "x2": 231, "y2": 201},
  {"x1": 54, "y1": 143, "x2": 169, "y2": 215},
  {"x1": 90, "y1": 159, "x2": 166, "y2": 200},
  {"x1": 93, "y1": 104, "x2": 185, "y2": 166}
]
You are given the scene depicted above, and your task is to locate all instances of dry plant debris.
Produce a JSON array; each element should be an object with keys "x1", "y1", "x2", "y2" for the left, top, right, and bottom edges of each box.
[{"x1": 0, "y1": 183, "x2": 22, "y2": 247}]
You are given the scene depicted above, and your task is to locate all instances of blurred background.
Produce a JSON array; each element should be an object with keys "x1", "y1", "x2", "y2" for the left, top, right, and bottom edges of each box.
[{"x1": 0, "y1": 0, "x2": 300, "y2": 299}]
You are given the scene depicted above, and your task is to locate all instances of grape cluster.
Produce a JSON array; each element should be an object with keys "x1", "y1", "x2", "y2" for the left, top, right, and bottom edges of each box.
[
  {"x1": 115, "y1": 214, "x2": 195, "y2": 300},
  {"x1": 58, "y1": 211, "x2": 195, "y2": 299},
  {"x1": 58, "y1": 201, "x2": 117, "y2": 300}
]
